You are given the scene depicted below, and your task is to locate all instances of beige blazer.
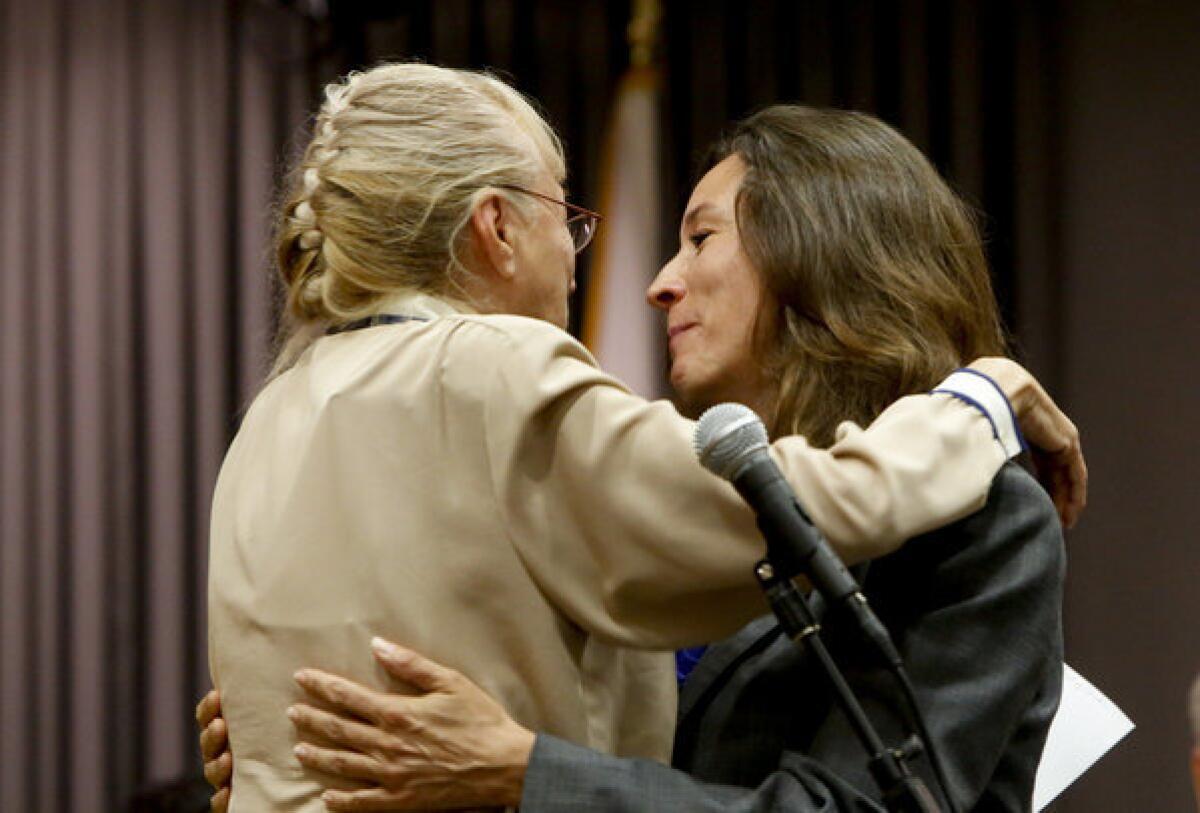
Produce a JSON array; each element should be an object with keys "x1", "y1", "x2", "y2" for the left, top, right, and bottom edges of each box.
[{"x1": 207, "y1": 292, "x2": 1005, "y2": 811}]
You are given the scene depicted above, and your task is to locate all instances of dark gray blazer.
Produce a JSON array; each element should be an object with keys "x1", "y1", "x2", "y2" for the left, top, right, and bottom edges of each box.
[{"x1": 521, "y1": 463, "x2": 1065, "y2": 812}]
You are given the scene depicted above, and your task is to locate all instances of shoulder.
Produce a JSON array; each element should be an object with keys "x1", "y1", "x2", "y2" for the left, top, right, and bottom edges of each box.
[
  {"x1": 966, "y1": 463, "x2": 1064, "y2": 562},
  {"x1": 962, "y1": 462, "x2": 1065, "y2": 592},
  {"x1": 879, "y1": 462, "x2": 1065, "y2": 605},
  {"x1": 433, "y1": 314, "x2": 632, "y2": 408},
  {"x1": 441, "y1": 314, "x2": 595, "y2": 362},
  {"x1": 432, "y1": 314, "x2": 605, "y2": 383},
  {"x1": 988, "y1": 461, "x2": 1057, "y2": 516}
]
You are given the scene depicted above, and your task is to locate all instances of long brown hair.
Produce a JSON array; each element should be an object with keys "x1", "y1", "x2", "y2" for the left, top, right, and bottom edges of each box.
[{"x1": 707, "y1": 105, "x2": 1007, "y2": 445}]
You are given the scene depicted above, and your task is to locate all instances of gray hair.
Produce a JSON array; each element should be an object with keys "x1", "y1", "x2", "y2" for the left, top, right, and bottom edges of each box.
[{"x1": 271, "y1": 62, "x2": 566, "y2": 375}]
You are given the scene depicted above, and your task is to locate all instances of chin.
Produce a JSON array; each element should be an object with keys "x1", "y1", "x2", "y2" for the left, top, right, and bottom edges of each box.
[{"x1": 670, "y1": 372, "x2": 717, "y2": 419}]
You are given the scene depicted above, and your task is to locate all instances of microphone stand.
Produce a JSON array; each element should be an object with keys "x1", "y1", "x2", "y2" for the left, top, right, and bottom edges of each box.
[{"x1": 753, "y1": 558, "x2": 943, "y2": 813}]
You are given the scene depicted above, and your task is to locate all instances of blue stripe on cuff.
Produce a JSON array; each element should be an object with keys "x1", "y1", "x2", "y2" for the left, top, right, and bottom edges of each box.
[
  {"x1": 932, "y1": 388, "x2": 1002, "y2": 443},
  {"x1": 931, "y1": 368, "x2": 1027, "y2": 459},
  {"x1": 946, "y1": 367, "x2": 1027, "y2": 452}
]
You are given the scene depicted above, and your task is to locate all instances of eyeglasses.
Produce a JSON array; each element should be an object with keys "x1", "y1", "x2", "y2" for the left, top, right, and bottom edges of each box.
[{"x1": 497, "y1": 185, "x2": 603, "y2": 254}]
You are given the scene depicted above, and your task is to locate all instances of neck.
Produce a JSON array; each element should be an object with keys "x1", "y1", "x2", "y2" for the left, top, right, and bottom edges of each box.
[{"x1": 683, "y1": 385, "x2": 779, "y2": 435}]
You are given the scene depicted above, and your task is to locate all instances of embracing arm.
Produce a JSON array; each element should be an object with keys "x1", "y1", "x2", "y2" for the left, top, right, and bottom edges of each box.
[
  {"x1": 468, "y1": 317, "x2": 1080, "y2": 647},
  {"x1": 521, "y1": 735, "x2": 885, "y2": 813},
  {"x1": 196, "y1": 643, "x2": 885, "y2": 812}
]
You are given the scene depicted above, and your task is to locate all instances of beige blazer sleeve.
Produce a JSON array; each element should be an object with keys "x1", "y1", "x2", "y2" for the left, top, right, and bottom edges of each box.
[{"x1": 444, "y1": 315, "x2": 1006, "y2": 649}]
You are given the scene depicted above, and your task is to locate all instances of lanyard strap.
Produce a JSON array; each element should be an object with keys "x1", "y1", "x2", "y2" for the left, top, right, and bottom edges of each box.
[{"x1": 326, "y1": 314, "x2": 430, "y2": 335}]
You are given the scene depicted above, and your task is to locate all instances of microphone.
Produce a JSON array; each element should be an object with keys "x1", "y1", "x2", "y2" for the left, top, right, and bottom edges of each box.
[{"x1": 694, "y1": 403, "x2": 901, "y2": 667}]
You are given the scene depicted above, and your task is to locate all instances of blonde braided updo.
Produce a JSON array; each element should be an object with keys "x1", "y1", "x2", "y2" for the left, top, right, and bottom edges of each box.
[{"x1": 271, "y1": 63, "x2": 566, "y2": 375}]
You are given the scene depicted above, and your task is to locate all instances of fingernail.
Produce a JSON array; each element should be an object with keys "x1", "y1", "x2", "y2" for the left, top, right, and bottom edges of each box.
[
  {"x1": 371, "y1": 637, "x2": 398, "y2": 657},
  {"x1": 294, "y1": 743, "x2": 309, "y2": 758},
  {"x1": 293, "y1": 669, "x2": 307, "y2": 683},
  {"x1": 286, "y1": 706, "x2": 298, "y2": 720}
]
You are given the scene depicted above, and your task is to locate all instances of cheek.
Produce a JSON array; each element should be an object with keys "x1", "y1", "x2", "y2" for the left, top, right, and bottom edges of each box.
[
  {"x1": 550, "y1": 220, "x2": 572, "y2": 258},
  {"x1": 738, "y1": 292, "x2": 765, "y2": 344},
  {"x1": 725, "y1": 275, "x2": 770, "y2": 365}
]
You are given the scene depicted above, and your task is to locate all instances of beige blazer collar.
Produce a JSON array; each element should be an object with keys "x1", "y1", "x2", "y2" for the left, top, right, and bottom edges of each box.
[{"x1": 371, "y1": 290, "x2": 473, "y2": 321}]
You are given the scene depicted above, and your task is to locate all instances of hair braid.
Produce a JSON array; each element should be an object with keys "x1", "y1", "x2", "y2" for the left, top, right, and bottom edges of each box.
[{"x1": 277, "y1": 73, "x2": 364, "y2": 323}]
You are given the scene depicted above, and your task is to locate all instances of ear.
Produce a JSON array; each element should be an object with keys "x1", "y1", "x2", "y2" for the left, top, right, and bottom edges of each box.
[{"x1": 468, "y1": 193, "x2": 518, "y2": 281}]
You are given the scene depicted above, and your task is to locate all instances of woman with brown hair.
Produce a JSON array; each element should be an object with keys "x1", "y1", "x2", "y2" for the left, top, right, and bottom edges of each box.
[
  {"x1": 204, "y1": 86, "x2": 1080, "y2": 812},
  {"x1": 685, "y1": 106, "x2": 1010, "y2": 448}
]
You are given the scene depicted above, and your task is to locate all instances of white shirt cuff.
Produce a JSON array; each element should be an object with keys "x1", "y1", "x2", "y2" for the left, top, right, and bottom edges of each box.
[{"x1": 932, "y1": 369, "x2": 1026, "y2": 459}]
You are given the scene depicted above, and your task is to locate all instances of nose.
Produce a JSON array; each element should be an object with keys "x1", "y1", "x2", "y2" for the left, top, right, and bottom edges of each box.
[{"x1": 647, "y1": 258, "x2": 685, "y2": 311}]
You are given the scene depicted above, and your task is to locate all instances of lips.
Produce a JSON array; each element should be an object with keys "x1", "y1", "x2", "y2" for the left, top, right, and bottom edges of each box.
[
  {"x1": 667, "y1": 322, "x2": 696, "y2": 355},
  {"x1": 668, "y1": 322, "x2": 696, "y2": 340}
]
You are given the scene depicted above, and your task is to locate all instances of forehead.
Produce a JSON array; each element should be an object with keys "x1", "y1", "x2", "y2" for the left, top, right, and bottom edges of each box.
[{"x1": 685, "y1": 154, "x2": 746, "y2": 224}]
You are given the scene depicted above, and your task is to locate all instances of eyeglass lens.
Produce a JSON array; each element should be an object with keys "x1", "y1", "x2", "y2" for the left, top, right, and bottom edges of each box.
[{"x1": 567, "y1": 215, "x2": 596, "y2": 253}]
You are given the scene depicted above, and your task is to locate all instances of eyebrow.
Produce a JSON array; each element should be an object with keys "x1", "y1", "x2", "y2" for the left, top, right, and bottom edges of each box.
[{"x1": 682, "y1": 202, "x2": 718, "y2": 228}]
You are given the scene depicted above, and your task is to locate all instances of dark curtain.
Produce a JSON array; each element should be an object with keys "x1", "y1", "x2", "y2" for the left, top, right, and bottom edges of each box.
[
  {"x1": 0, "y1": 1, "x2": 1093, "y2": 811},
  {"x1": 0, "y1": 0, "x2": 312, "y2": 809}
]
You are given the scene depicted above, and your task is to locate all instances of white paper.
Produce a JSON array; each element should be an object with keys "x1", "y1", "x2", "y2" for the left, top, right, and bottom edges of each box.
[{"x1": 1033, "y1": 664, "x2": 1134, "y2": 811}]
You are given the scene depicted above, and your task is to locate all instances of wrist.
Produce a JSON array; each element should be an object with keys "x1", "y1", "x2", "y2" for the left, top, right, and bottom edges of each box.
[
  {"x1": 933, "y1": 365, "x2": 1025, "y2": 458},
  {"x1": 973, "y1": 358, "x2": 1030, "y2": 408},
  {"x1": 498, "y1": 727, "x2": 536, "y2": 807}
]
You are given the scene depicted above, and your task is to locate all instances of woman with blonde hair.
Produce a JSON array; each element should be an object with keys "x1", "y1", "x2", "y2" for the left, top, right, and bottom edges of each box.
[{"x1": 206, "y1": 67, "x2": 1082, "y2": 811}]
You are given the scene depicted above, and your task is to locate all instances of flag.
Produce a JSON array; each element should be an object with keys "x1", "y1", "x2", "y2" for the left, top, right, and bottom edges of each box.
[{"x1": 583, "y1": 66, "x2": 665, "y2": 400}]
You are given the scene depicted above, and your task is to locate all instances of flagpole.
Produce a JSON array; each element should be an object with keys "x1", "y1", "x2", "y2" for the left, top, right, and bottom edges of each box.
[
  {"x1": 627, "y1": 0, "x2": 662, "y2": 69},
  {"x1": 580, "y1": 0, "x2": 666, "y2": 398}
]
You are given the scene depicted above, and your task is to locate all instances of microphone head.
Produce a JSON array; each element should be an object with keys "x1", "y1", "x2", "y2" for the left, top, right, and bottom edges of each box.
[{"x1": 693, "y1": 403, "x2": 769, "y2": 481}]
